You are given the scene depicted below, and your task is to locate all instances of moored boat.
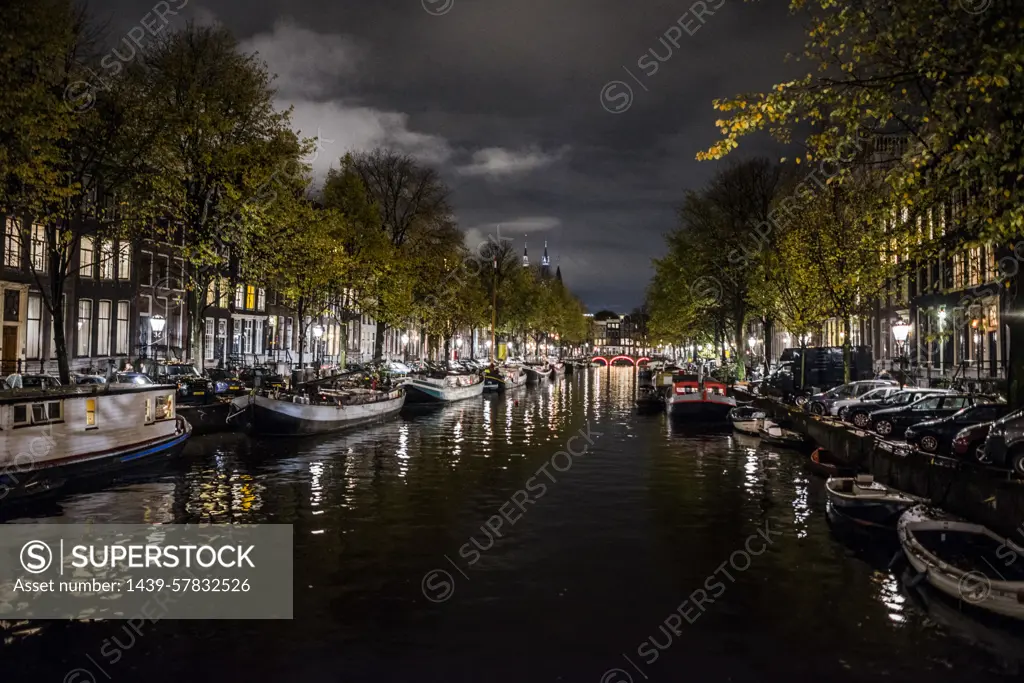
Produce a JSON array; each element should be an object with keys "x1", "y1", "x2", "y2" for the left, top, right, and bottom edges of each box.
[
  {"x1": 523, "y1": 363, "x2": 554, "y2": 383},
  {"x1": 403, "y1": 370, "x2": 484, "y2": 403},
  {"x1": 825, "y1": 474, "x2": 926, "y2": 529},
  {"x1": 228, "y1": 385, "x2": 405, "y2": 434},
  {"x1": 805, "y1": 447, "x2": 856, "y2": 478},
  {"x1": 635, "y1": 385, "x2": 664, "y2": 413},
  {"x1": 0, "y1": 384, "x2": 192, "y2": 501},
  {"x1": 899, "y1": 505, "x2": 1024, "y2": 621},
  {"x1": 758, "y1": 418, "x2": 806, "y2": 448},
  {"x1": 483, "y1": 365, "x2": 526, "y2": 392},
  {"x1": 729, "y1": 405, "x2": 765, "y2": 436},
  {"x1": 665, "y1": 373, "x2": 736, "y2": 420}
]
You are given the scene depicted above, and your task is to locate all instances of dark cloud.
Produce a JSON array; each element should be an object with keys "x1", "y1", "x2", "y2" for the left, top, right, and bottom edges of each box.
[{"x1": 89, "y1": 0, "x2": 804, "y2": 311}]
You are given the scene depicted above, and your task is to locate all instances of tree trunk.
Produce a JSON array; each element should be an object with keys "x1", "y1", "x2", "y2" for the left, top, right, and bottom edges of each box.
[
  {"x1": 374, "y1": 320, "x2": 386, "y2": 361},
  {"x1": 444, "y1": 336, "x2": 452, "y2": 361},
  {"x1": 296, "y1": 297, "x2": 306, "y2": 370},
  {"x1": 843, "y1": 316, "x2": 853, "y2": 384},
  {"x1": 733, "y1": 316, "x2": 746, "y2": 381},
  {"x1": 763, "y1": 316, "x2": 774, "y2": 376},
  {"x1": 46, "y1": 246, "x2": 71, "y2": 384}
]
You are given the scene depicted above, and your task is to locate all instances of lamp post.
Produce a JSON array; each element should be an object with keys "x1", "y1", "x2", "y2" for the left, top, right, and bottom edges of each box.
[
  {"x1": 892, "y1": 320, "x2": 912, "y2": 389},
  {"x1": 148, "y1": 315, "x2": 166, "y2": 360},
  {"x1": 455, "y1": 334, "x2": 463, "y2": 360},
  {"x1": 312, "y1": 324, "x2": 324, "y2": 375},
  {"x1": 401, "y1": 332, "x2": 410, "y2": 362}
]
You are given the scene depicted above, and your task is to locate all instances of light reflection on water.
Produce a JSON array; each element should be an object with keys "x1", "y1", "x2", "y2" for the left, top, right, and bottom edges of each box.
[{"x1": 1, "y1": 367, "x2": 1020, "y2": 683}]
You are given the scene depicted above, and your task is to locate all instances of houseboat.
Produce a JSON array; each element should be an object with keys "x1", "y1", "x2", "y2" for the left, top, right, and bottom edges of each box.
[
  {"x1": 664, "y1": 373, "x2": 736, "y2": 420},
  {"x1": 227, "y1": 384, "x2": 405, "y2": 435},
  {"x1": 403, "y1": 369, "x2": 485, "y2": 403},
  {"x1": 483, "y1": 365, "x2": 526, "y2": 392},
  {"x1": 0, "y1": 384, "x2": 191, "y2": 501}
]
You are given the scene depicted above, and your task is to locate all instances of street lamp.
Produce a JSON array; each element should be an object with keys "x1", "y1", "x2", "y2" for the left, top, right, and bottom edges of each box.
[
  {"x1": 150, "y1": 315, "x2": 166, "y2": 335},
  {"x1": 312, "y1": 324, "x2": 324, "y2": 372},
  {"x1": 401, "y1": 332, "x2": 410, "y2": 362},
  {"x1": 747, "y1": 336, "x2": 756, "y2": 350},
  {"x1": 892, "y1": 320, "x2": 912, "y2": 388}
]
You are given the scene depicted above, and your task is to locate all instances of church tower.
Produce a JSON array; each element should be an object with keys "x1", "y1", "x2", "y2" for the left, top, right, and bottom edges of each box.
[
  {"x1": 522, "y1": 238, "x2": 529, "y2": 267},
  {"x1": 541, "y1": 241, "x2": 551, "y2": 279}
]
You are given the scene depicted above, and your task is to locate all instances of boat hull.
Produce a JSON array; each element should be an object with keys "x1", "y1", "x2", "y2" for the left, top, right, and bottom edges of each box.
[
  {"x1": 404, "y1": 379, "x2": 485, "y2": 403},
  {"x1": 730, "y1": 419, "x2": 762, "y2": 436},
  {"x1": 231, "y1": 392, "x2": 405, "y2": 435},
  {"x1": 176, "y1": 400, "x2": 232, "y2": 435},
  {"x1": 0, "y1": 417, "x2": 192, "y2": 503},
  {"x1": 666, "y1": 395, "x2": 734, "y2": 420}
]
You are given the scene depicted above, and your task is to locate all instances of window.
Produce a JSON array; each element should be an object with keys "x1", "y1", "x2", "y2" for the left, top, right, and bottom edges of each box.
[
  {"x1": 141, "y1": 251, "x2": 153, "y2": 285},
  {"x1": 115, "y1": 301, "x2": 129, "y2": 354},
  {"x1": 246, "y1": 286, "x2": 256, "y2": 310},
  {"x1": 235, "y1": 285, "x2": 245, "y2": 309},
  {"x1": 99, "y1": 241, "x2": 114, "y2": 279},
  {"x1": 86, "y1": 398, "x2": 97, "y2": 429},
  {"x1": 12, "y1": 404, "x2": 29, "y2": 427},
  {"x1": 205, "y1": 318, "x2": 214, "y2": 360},
  {"x1": 26, "y1": 294, "x2": 42, "y2": 359},
  {"x1": 942, "y1": 396, "x2": 970, "y2": 410},
  {"x1": 3, "y1": 218, "x2": 20, "y2": 268},
  {"x1": 156, "y1": 254, "x2": 169, "y2": 285},
  {"x1": 206, "y1": 281, "x2": 216, "y2": 306},
  {"x1": 257, "y1": 288, "x2": 266, "y2": 311},
  {"x1": 255, "y1": 319, "x2": 264, "y2": 354},
  {"x1": 285, "y1": 317, "x2": 293, "y2": 351},
  {"x1": 30, "y1": 224, "x2": 46, "y2": 272},
  {"x1": 29, "y1": 400, "x2": 63, "y2": 425},
  {"x1": 912, "y1": 396, "x2": 943, "y2": 411},
  {"x1": 219, "y1": 278, "x2": 229, "y2": 307},
  {"x1": 243, "y1": 319, "x2": 254, "y2": 353},
  {"x1": 117, "y1": 242, "x2": 131, "y2": 280},
  {"x1": 216, "y1": 319, "x2": 227, "y2": 360},
  {"x1": 80, "y1": 237, "x2": 95, "y2": 277},
  {"x1": 77, "y1": 299, "x2": 93, "y2": 357},
  {"x1": 155, "y1": 394, "x2": 174, "y2": 421},
  {"x1": 96, "y1": 300, "x2": 111, "y2": 355}
]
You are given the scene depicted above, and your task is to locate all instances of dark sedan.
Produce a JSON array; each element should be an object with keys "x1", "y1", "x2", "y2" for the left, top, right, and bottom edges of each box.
[
  {"x1": 952, "y1": 421, "x2": 997, "y2": 461},
  {"x1": 904, "y1": 402, "x2": 1010, "y2": 453},
  {"x1": 208, "y1": 369, "x2": 245, "y2": 395},
  {"x1": 870, "y1": 393, "x2": 978, "y2": 437},
  {"x1": 842, "y1": 388, "x2": 951, "y2": 429}
]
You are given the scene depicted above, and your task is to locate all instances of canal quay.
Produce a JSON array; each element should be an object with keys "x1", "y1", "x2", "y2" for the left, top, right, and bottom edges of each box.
[{"x1": 3, "y1": 368, "x2": 1024, "y2": 683}]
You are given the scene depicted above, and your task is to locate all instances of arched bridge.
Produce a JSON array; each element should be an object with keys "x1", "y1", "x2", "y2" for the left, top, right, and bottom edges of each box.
[{"x1": 590, "y1": 355, "x2": 650, "y2": 367}]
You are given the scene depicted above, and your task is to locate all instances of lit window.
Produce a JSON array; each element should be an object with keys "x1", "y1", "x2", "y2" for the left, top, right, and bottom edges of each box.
[
  {"x1": 257, "y1": 288, "x2": 266, "y2": 311},
  {"x1": 155, "y1": 394, "x2": 175, "y2": 421},
  {"x1": 235, "y1": 285, "x2": 244, "y2": 309},
  {"x1": 30, "y1": 224, "x2": 47, "y2": 273},
  {"x1": 117, "y1": 242, "x2": 131, "y2": 280},
  {"x1": 80, "y1": 237, "x2": 95, "y2": 277},
  {"x1": 246, "y1": 286, "x2": 255, "y2": 310},
  {"x1": 86, "y1": 398, "x2": 97, "y2": 428},
  {"x1": 99, "y1": 241, "x2": 114, "y2": 279},
  {"x1": 3, "y1": 217, "x2": 21, "y2": 268}
]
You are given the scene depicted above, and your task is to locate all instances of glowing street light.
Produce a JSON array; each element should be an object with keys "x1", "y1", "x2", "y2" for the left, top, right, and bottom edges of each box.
[
  {"x1": 747, "y1": 336, "x2": 757, "y2": 350},
  {"x1": 150, "y1": 315, "x2": 166, "y2": 334}
]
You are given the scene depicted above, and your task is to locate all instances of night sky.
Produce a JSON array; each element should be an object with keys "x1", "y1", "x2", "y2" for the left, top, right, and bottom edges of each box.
[{"x1": 91, "y1": 0, "x2": 804, "y2": 312}]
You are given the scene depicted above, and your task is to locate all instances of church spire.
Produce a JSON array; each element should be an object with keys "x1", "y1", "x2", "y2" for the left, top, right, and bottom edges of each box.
[
  {"x1": 522, "y1": 237, "x2": 529, "y2": 267},
  {"x1": 542, "y1": 241, "x2": 550, "y2": 267}
]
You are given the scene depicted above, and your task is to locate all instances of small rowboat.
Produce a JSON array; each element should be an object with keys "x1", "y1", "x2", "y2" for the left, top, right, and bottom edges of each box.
[
  {"x1": 758, "y1": 418, "x2": 805, "y2": 448},
  {"x1": 729, "y1": 406, "x2": 765, "y2": 436},
  {"x1": 899, "y1": 505, "x2": 1024, "y2": 621},
  {"x1": 825, "y1": 474, "x2": 925, "y2": 529},
  {"x1": 805, "y1": 447, "x2": 856, "y2": 478}
]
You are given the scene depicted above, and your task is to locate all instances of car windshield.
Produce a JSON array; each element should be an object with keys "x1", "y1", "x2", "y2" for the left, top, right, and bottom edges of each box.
[
  {"x1": 164, "y1": 365, "x2": 199, "y2": 376},
  {"x1": 116, "y1": 373, "x2": 153, "y2": 384}
]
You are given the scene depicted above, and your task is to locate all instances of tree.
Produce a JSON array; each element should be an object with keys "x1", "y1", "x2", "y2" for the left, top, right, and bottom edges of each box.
[
  {"x1": 142, "y1": 23, "x2": 306, "y2": 365},
  {"x1": 1, "y1": 1, "x2": 162, "y2": 381},
  {"x1": 347, "y1": 149, "x2": 455, "y2": 360},
  {"x1": 700, "y1": 0, "x2": 1024, "y2": 399}
]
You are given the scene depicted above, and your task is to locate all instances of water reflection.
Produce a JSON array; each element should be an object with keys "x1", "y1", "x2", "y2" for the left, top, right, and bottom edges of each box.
[{"x1": 2, "y1": 367, "x2": 1021, "y2": 683}]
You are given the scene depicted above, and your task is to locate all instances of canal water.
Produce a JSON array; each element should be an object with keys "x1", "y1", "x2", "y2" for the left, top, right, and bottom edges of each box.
[{"x1": 4, "y1": 368, "x2": 1024, "y2": 682}]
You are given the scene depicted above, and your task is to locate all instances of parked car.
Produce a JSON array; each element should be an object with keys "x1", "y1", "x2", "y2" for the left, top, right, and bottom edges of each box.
[
  {"x1": 15, "y1": 374, "x2": 62, "y2": 390},
  {"x1": 842, "y1": 387, "x2": 952, "y2": 429},
  {"x1": 904, "y1": 402, "x2": 1011, "y2": 453},
  {"x1": 72, "y1": 373, "x2": 106, "y2": 385},
  {"x1": 110, "y1": 372, "x2": 155, "y2": 386},
  {"x1": 952, "y1": 421, "x2": 999, "y2": 461},
  {"x1": 832, "y1": 385, "x2": 902, "y2": 419},
  {"x1": 870, "y1": 393, "x2": 979, "y2": 437},
  {"x1": 207, "y1": 368, "x2": 245, "y2": 395},
  {"x1": 981, "y1": 408, "x2": 1024, "y2": 475},
  {"x1": 386, "y1": 360, "x2": 412, "y2": 376},
  {"x1": 806, "y1": 380, "x2": 898, "y2": 415},
  {"x1": 152, "y1": 362, "x2": 214, "y2": 403}
]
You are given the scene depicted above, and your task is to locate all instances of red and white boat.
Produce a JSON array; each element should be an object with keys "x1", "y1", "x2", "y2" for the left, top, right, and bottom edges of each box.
[{"x1": 664, "y1": 372, "x2": 735, "y2": 420}]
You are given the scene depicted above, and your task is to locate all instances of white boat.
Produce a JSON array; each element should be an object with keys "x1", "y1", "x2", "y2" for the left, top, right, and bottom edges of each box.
[
  {"x1": 899, "y1": 505, "x2": 1024, "y2": 621},
  {"x1": 403, "y1": 372, "x2": 484, "y2": 403},
  {"x1": 522, "y1": 363, "x2": 555, "y2": 383},
  {"x1": 825, "y1": 474, "x2": 926, "y2": 529},
  {"x1": 0, "y1": 384, "x2": 191, "y2": 500},
  {"x1": 228, "y1": 387, "x2": 405, "y2": 434},
  {"x1": 729, "y1": 406, "x2": 765, "y2": 436},
  {"x1": 483, "y1": 366, "x2": 526, "y2": 392}
]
